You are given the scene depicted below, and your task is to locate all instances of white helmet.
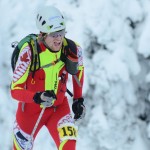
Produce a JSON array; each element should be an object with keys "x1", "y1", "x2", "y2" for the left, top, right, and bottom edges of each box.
[{"x1": 36, "y1": 6, "x2": 66, "y2": 33}]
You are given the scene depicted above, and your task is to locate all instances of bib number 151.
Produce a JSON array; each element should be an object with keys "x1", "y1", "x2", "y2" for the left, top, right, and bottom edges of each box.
[{"x1": 58, "y1": 125, "x2": 78, "y2": 140}]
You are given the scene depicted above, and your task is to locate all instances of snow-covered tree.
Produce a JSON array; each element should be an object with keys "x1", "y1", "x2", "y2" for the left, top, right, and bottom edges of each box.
[{"x1": 1, "y1": 0, "x2": 150, "y2": 149}]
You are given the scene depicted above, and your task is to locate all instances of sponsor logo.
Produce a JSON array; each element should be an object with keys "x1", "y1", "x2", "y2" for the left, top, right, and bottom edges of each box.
[
  {"x1": 58, "y1": 114, "x2": 74, "y2": 126},
  {"x1": 49, "y1": 16, "x2": 61, "y2": 21},
  {"x1": 54, "y1": 26, "x2": 62, "y2": 29}
]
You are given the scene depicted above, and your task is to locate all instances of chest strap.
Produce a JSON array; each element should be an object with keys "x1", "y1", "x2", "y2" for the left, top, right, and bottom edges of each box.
[{"x1": 40, "y1": 58, "x2": 61, "y2": 69}]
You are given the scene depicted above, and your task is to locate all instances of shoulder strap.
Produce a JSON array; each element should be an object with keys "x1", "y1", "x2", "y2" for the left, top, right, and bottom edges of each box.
[
  {"x1": 64, "y1": 38, "x2": 78, "y2": 55},
  {"x1": 62, "y1": 38, "x2": 77, "y2": 55},
  {"x1": 29, "y1": 34, "x2": 40, "y2": 73},
  {"x1": 62, "y1": 38, "x2": 82, "y2": 87},
  {"x1": 61, "y1": 38, "x2": 78, "y2": 75}
]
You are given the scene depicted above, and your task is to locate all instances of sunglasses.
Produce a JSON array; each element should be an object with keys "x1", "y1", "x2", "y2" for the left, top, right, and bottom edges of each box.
[{"x1": 47, "y1": 30, "x2": 66, "y2": 38}]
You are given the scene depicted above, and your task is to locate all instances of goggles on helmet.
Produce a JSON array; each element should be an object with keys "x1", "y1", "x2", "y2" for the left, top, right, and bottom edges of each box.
[{"x1": 47, "y1": 29, "x2": 66, "y2": 38}]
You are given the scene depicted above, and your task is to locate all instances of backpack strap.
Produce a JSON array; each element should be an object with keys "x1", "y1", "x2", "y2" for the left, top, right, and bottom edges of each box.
[
  {"x1": 61, "y1": 38, "x2": 78, "y2": 75},
  {"x1": 29, "y1": 35, "x2": 41, "y2": 81},
  {"x1": 62, "y1": 38, "x2": 82, "y2": 88},
  {"x1": 40, "y1": 58, "x2": 61, "y2": 69},
  {"x1": 11, "y1": 44, "x2": 20, "y2": 72},
  {"x1": 29, "y1": 34, "x2": 40, "y2": 72}
]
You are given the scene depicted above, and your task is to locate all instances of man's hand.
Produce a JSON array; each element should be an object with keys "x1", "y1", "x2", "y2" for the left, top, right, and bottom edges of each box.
[
  {"x1": 33, "y1": 90, "x2": 56, "y2": 107},
  {"x1": 72, "y1": 97, "x2": 86, "y2": 121}
]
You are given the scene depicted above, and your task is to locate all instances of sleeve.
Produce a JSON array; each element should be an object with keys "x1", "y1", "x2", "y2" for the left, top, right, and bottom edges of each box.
[
  {"x1": 10, "y1": 42, "x2": 35, "y2": 103},
  {"x1": 72, "y1": 45, "x2": 84, "y2": 99}
]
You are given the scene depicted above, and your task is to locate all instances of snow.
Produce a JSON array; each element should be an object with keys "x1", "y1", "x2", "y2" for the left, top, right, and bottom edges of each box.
[
  {"x1": 138, "y1": 13, "x2": 150, "y2": 57},
  {"x1": 1, "y1": 0, "x2": 150, "y2": 149}
]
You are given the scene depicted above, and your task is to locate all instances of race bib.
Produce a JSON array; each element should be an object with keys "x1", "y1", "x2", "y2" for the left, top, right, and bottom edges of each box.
[{"x1": 58, "y1": 123, "x2": 78, "y2": 141}]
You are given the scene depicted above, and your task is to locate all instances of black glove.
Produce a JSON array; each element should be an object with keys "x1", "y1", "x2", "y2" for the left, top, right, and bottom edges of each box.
[
  {"x1": 33, "y1": 90, "x2": 56, "y2": 107},
  {"x1": 72, "y1": 97, "x2": 86, "y2": 120}
]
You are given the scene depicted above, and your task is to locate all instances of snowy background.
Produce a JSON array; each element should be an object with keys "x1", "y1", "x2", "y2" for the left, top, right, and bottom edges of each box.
[{"x1": 1, "y1": 0, "x2": 150, "y2": 149}]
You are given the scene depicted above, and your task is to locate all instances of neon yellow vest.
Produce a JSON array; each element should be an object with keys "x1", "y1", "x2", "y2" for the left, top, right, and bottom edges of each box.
[{"x1": 39, "y1": 48, "x2": 65, "y2": 94}]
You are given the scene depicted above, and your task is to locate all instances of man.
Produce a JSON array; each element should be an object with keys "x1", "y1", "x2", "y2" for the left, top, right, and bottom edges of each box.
[{"x1": 11, "y1": 5, "x2": 85, "y2": 150}]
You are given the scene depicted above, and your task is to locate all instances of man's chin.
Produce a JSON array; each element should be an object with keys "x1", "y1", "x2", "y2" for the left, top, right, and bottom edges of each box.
[
  {"x1": 52, "y1": 46, "x2": 61, "y2": 52},
  {"x1": 56, "y1": 44, "x2": 62, "y2": 50}
]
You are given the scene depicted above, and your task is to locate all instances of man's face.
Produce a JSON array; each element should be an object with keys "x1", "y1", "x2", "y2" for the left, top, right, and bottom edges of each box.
[{"x1": 44, "y1": 30, "x2": 66, "y2": 51}]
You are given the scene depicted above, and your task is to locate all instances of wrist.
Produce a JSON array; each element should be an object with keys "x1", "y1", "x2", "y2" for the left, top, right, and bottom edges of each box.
[
  {"x1": 73, "y1": 97, "x2": 84, "y2": 102},
  {"x1": 33, "y1": 92, "x2": 42, "y2": 104}
]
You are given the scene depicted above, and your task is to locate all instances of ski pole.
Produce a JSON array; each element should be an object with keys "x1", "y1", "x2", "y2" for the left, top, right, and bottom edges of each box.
[{"x1": 25, "y1": 107, "x2": 46, "y2": 150}]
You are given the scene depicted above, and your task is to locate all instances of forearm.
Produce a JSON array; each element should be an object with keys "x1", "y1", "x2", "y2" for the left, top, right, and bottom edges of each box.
[
  {"x1": 11, "y1": 89, "x2": 35, "y2": 103},
  {"x1": 73, "y1": 66, "x2": 84, "y2": 99}
]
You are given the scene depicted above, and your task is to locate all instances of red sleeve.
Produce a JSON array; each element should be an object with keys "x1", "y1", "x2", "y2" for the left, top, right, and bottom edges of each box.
[
  {"x1": 11, "y1": 89, "x2": 35, "y2": 103},
  {"x1": 72, "y1": 68, "x2": 84, "y2": 99},
  {"x1": 72, "y1": 44, "x2": 84, "y2": 99}
]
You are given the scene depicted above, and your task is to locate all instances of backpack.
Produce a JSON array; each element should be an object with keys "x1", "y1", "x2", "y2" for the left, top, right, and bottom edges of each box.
[{"x1": 11, "y1": 34, "x2": 78, "y2": 77}]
